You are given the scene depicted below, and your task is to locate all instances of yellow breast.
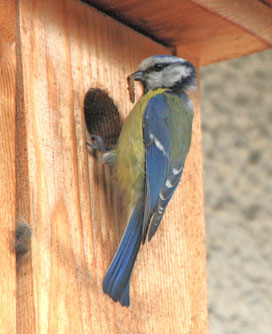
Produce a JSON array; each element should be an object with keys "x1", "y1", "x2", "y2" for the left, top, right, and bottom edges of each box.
[{"x1": 115, "y1": 88, "x2": 168, "y2": 208}]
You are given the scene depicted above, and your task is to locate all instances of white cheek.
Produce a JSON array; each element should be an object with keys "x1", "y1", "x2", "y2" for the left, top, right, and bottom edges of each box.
[
  {"x1": 147, "y1": 72, "x2": 163, "y2": 89},
  {"x1": 163, "y1": 66, "x2": 192, "y2": 87},
  {"x1": 163, "y1": 72, "x2": 179, "y2": 87}
]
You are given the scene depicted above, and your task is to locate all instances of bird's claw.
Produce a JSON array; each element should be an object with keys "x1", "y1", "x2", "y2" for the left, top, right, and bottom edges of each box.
[{"x1": 87, "y1": 135, "x2": 106, "y2": 153}]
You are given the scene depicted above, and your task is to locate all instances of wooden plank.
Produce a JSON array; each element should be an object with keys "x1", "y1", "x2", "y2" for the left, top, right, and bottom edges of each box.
[
  {"x1": 87, "y1": 0, "x2": 270, "y2": 65},
  {"x1": 0, "y1": 0, "x2": 17, "y2": 333},
  {"x1": 17, "y1": 0, "x2": 208, "y2": 332},
  {"x1": 191, "y1": 0, "x2": 272, "y2": 45},
  {"x1": 174, "y1": 55, "x2": 208, "y2": 333},
  {"x1": 15, "y1": 0, "x2": 36, "y2": 331},
  {"x1": 176, "y1": 20, "x2": 269, "y2": 66}
]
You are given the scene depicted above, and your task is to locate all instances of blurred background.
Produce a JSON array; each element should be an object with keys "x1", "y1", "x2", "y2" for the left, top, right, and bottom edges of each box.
[{"x1": 200, "y1": 49, "x2": 272, "y2": 334}]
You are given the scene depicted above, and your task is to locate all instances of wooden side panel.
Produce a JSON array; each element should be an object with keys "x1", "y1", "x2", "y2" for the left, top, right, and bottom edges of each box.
[
  {"x1": 16, "y1": 0, "x2": 208, "y2": 333},
  {"x1": 175, "y1": 56, "x2": 208, "y2": 333},
  {"x1": 0, "y1": 0, "x2": 17, "y2": 333}
]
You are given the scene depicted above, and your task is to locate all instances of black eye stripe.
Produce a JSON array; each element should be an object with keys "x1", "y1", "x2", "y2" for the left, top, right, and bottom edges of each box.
[
  {"x1": 145, "y1": 63, "x2": 168, "y2": 73},
  {"x1": 154, "y1": 64, "x2": 163, "y2": 71},
  {"x1": 147, "y1": 61, "x2": 191, "y2": 73}
]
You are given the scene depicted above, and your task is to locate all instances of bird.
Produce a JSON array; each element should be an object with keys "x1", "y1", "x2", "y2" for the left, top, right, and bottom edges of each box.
[{"x1": 89, "y1": 55, "x2": 196, "y2": 307}]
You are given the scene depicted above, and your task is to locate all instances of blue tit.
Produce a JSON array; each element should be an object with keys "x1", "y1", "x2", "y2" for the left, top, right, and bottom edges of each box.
[{"x1": 91, "y1": 55, "x2": 196, "y2": 306}]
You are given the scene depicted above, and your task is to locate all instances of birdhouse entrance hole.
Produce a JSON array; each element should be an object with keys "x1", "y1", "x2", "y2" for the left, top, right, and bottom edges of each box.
[{"x1": 84, "y1": 89, "x2": 122, "y2": 150}]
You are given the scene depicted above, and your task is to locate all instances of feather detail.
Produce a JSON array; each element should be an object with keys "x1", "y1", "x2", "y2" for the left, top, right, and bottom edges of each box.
[
  {"x1": 142, "y1": 92, "x2": 193, "y2": 242},
  {"x1": 102, "y1": 202, "x2": 143, "y2": 307},
  {"x1": 114, "y1": 88, "x2": 170, "y2": 207}
]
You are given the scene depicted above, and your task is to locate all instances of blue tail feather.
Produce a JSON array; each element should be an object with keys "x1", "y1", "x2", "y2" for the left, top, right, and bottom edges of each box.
[{"x1": 102, "y1": 203, "x2": 143, "y2": 306}]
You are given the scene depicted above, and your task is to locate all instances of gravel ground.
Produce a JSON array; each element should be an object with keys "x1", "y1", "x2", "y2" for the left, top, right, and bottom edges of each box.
[{"x1": 200, "y1": 49, "x2": 272, "y2": 334}]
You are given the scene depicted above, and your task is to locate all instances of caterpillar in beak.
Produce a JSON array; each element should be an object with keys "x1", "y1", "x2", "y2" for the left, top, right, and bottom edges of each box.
[{"x1": 127, "y1": 75, "x2": 135, "y2": 103}]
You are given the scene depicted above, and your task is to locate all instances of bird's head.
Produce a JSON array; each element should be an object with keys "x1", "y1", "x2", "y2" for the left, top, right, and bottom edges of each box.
[{"x1": 131, "y1": 55, "x2": 196, "y2": 94}]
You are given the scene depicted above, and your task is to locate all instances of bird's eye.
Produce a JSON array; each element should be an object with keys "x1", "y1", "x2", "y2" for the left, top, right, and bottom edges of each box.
[{"x1": 154, "y1": 64, "x2": 163, "y2": 71}]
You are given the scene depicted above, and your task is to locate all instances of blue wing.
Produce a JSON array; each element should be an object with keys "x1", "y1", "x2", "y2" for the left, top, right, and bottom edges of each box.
[
  {"x1": 142, "y1": 94, "x2": 184, "y2": 243},
  {"x1": 102, "y1": 201, "x2": 143, "y2": 306}
]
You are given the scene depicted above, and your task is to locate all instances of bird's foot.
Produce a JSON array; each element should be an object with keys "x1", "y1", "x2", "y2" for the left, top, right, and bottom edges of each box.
[{"x1": 87, "y1": 135, "x2": 106, "y2": 153}]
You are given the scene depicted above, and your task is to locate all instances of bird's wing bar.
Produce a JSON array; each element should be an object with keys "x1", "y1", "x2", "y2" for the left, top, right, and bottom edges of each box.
[{"x1": 142, "y1": 94, "x2": 171, "y2": 243}]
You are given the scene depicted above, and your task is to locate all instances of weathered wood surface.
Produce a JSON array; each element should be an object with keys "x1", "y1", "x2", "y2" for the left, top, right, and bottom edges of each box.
[
  {"x1": 88, "y1": 0, "x2": 271, "y2": 65},
  {"x1": 0, "y1": 1, "x2": 17, "y2": 333}
]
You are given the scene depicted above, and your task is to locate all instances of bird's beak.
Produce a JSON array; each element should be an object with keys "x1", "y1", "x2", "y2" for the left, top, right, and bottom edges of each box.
[{"x1": 130, "y1": 70, "x2": 144, "y2": 81}]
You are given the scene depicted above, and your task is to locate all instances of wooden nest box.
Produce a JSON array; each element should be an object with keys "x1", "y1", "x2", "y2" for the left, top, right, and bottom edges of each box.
[{"x1": 0, "y1": 0, "x2": 271, "y2": 333}]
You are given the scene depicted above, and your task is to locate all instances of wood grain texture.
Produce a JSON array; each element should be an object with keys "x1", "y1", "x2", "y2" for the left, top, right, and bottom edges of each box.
[
  {"x1": 15, "y1": 0, "x2": 36, "y2": 331},
  {"x1": 87, "y1": 0, "x2": 270, "y2": 65},
  {"x1": 15, "y1": 0, "x2": 208, "y2": 332},
  {"x1": 0, "y1": 0, "x2": 16, "y2": 333},
  {"x1": 191, "y1": 0, "x2": 272, "y2": 45}
]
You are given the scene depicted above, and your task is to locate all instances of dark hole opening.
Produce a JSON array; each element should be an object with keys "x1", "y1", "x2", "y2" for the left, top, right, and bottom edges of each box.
[{"x1": 84, "y1": 89, "x2": 122, "y2": 150}]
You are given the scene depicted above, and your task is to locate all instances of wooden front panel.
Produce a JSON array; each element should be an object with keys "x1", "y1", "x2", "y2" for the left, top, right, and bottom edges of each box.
[
  {"x1": 0, "y1": 1, "x2": 17, "y2": 333},
  {"x1": 14, "y1": 0, "x2": 208, "y2": 333}
]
